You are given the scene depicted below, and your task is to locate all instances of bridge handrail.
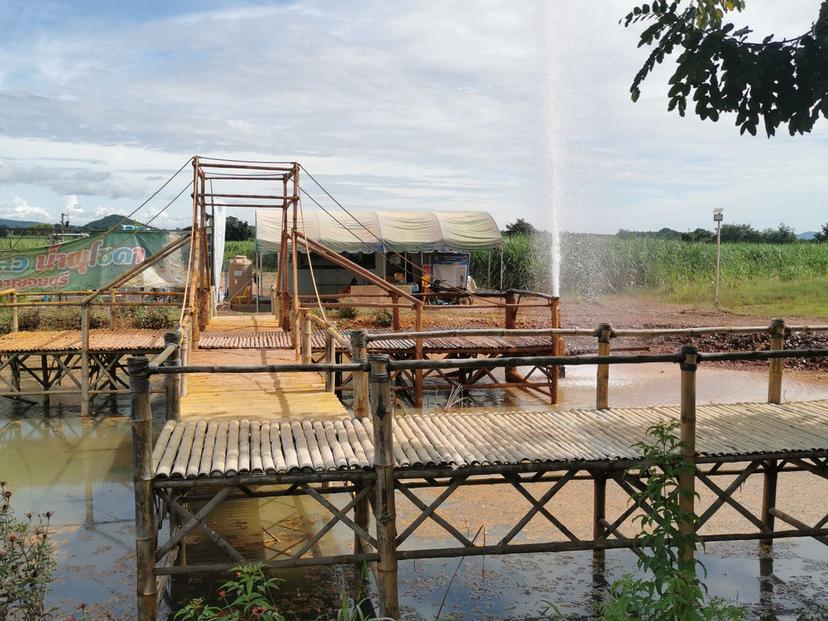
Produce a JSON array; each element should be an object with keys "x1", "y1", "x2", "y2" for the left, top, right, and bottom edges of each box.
[
  {"x1": 364, "y1": 323, "x2": 828, "y2": 342},
  {"x1": 146, "y1": 347, "x2": 828, "y2": 376}
]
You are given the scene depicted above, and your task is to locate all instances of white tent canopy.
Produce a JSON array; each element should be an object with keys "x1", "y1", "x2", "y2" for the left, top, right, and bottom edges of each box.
[{"x1": 255, "y1": 208, "x2": 502, "y2": 254}]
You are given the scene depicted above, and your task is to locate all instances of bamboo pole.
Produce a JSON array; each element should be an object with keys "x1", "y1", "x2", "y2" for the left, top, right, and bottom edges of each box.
[
  {"x1": 391, "y1": 293, "x2": 401, "y2": 331},
  {"x1": 109, "y1": 288, "x2": 116, "y2": 330},
  {"x1": 678, "y1": 345, "x2": 698, "y2": 571},
  {"x1": 290, "y1": 166, "x2": 301, "y2": 333},
  {"x1": 351, "y1": 330, "x2": 369, "y2": 419},
  {"x1": 354, "y1": 481, "x2": 371, "y2": 555},
  {"x1": 768, "y1": 318, "x2": 785, "y2": 404},
  {"x1": 164, "y1": 332, "x2": 181, "y2": 421},
  {"x1": 414, "y1": 304, "x2": 424, "y2": 408},
  {"x1": 80, "y1": 304, "x2": 90, "y2": 416},
  {"x1": 129, "y1": 355, "x2": 158, "y2": 621},
  {"x1": 596, "y1": 323, "x2": 612, "y2": 410},
  {"x1": 301, "y1": 312, "x2": 313, "y2": 365},
  {"x1": 369, "y1": 354, "x2": 399, "y2": 618},
  {"x1": 549, "y1": 298, "x2": 560, "y2": 404},
  {"x1": 504, "y1": 291, "x2": 519, "y2": 382},
  {"x1": 592, "y1": 473, "x2": 607, "y2": 570},
  {"x1": 324, "y1": 331, "x2": 336, "y2": 392},
  {"x1": 760, "y1": 459, "x2": 778, "y2": 547},
  {"x1": 9, "y1": 291, "x2": 18, "y2": 333},
  {"x1": 179, "y1": 319, "x2": 190, "y2": 397}
]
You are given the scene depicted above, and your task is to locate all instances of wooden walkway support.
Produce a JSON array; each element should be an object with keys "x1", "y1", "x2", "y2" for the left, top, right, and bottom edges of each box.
[{"x1": 129, "y1": 345, "x2": 828, "y2": 619}]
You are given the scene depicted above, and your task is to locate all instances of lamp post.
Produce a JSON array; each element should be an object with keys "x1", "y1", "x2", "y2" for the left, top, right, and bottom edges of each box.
[{"x1": 713, "y1": 208, "x2": 723, "y2": 309}]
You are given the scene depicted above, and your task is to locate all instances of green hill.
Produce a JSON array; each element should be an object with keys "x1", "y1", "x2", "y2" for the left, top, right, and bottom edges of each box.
[{"x1": 81, "y1": 215, "x2": 155, "y2": 231}]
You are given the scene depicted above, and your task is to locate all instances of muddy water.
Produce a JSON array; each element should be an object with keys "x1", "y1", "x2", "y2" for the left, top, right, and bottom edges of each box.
[{"x1": 0, "y1": 367, "x2": 826, "y2": 620}]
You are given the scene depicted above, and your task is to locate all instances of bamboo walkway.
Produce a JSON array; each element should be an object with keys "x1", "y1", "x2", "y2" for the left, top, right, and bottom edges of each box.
[
  {"x1": 181, "y1": 314, "x2": 345, "y2": 422},
  {"x1": 154, "y1": 399, "x2": 828, "y2": 479}
]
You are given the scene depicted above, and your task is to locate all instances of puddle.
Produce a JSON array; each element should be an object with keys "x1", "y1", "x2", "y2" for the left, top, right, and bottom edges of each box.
[{"x1": 0, "y1": 367, "x2": 826, "y2": 619}]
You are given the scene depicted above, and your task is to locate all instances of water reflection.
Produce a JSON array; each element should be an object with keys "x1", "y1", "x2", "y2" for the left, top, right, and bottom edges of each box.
[{"x1": 0, "y1": 367, "x2": 826, "y2": 620}]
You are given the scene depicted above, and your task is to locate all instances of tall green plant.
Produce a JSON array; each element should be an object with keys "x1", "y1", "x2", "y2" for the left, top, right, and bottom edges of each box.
[
  {"x1": 0, "y1": 482, "x2": 56, "y2": 621},
  {"x1": 599, "y1": 423, "x2": 744, "y2": 621}
]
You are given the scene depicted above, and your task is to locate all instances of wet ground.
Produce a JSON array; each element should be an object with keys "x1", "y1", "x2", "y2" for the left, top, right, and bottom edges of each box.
[{"x1": 1, "y1": 364, "x2": 827, "y2": 620}]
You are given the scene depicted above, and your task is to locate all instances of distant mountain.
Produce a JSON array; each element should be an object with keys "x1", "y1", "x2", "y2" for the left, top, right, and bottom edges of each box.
[
  {"x1": 797, "y1": 231, "x2": 817, "y2": 240},
  {"x1": 81, "y1": 215, "x2": 155, "y2": 231},
  {"x1": 0, "y1": 218, "x2": 49, "y2": 228}
]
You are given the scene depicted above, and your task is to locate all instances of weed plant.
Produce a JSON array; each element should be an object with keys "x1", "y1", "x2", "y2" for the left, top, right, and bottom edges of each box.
[{"x1": 598, "y1": 423, "x2": 745, "y2": 621}]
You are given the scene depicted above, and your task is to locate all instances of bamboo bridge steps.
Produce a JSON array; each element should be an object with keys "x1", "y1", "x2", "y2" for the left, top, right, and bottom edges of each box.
[
  {"x1": 179, "y1": 348, "x2": 346, "y2": 422},
  {"x1": 153, "y1": 399, "x2": 828, "y2": 479}
]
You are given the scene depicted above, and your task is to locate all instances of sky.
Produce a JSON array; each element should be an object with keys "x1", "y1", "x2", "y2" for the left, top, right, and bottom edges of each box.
[{"x1": 0, "y1": 1, "x2": 825, "y2": 234}]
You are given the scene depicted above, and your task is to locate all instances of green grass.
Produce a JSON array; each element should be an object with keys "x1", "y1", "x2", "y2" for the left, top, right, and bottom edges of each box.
[
  {"x1": 664, "y1": 276, "x2": 828, "y2": 317},
  {"x1": 226, "y1": 235, "x2": 828, "y2": 318}
]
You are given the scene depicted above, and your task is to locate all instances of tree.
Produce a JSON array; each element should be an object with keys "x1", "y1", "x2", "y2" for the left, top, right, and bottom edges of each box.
[
  {"x1": 503, "y1": 218, "x2": 539, "y2": 237},
  {"x1": 623, "y1": 1, "x2": 828, "y2": 136},
  {"x1": 225, "y1": 216, "x2": 254, "y2": 241},
  {"x1": 681, "y1": 227, "x2": 714, "y2": 242},
  {"x1": 762, "y1": 222, "x2": 797, "y2": 244},
  {"x1": 719, "y1": 223, "x2": 762, "y2": 243},
  {"x1": 815, "y1": 223, "x2": 828, "y2": 241}
]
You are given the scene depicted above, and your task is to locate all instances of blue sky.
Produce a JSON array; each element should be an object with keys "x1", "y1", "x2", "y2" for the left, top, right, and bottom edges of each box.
[{"x1": 0, "y1": 1, "x2": 825, "y2": 234}]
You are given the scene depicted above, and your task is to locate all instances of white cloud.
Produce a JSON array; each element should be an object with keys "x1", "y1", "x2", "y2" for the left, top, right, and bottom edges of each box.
[
  {"x1": 0, "y1": 195, "x2": 51, "y2": 220},
  {"x1": 0, "y1": 1, "x2": 825, "y2": 234},
  {"x1": 63, "y1": 194, "x2": 84, "y2": 216}
]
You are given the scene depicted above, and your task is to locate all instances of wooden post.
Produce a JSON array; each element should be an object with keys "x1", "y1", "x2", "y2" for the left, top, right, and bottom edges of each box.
[
  {"x1": 292, "y1": 309, "x2": 302, "y2": 361},
  {"x1": 760, "y1": 460, "x2": 778, "y2": 547},
  {"x1": 80, "y1": 304, "x2": 90, "y2": 416},
  {"x1": 301, "y1": 312, "x2": 313, "y2": 365},
  {"x1": 164, "y1": 331, "x2": 181, "y2": 422},
  {"x1": 596, "y1": 323, "x2": 611, "y2": 410},
  {"x1": 767, "y1": 318, "x2": 785, "y2": 404},
  {"x1": 391, "y1": 293, "x2": 401, "y2": 331},
  {"x1": 324, "y1": 331, "x2": 336, "y2": 392},
  {"x1": 369, "y1": 354, "x2": 399, "y2": 619},
  {"x1": 549, "y1": 297, "x2": 560, "y2": 404},
  {"x1": 179, "y1": 320, "x2": 189, "y2": 397},
  {"x1": 290, "y1": 170, "x2": 301, "y2": 334},
  {"x1": 414, "y1": 303, "x2": 424, "y2": 408},
  {"x1": 10, "y1": 291, "x2": 18, "y2": 333},
  {"x1": 351, "y1": 329, "x2": 369, "y2": 419},
  {"x1": 128, "y1": 355, "x2": 158, "y2": 621},
  {"x1": 354, "y1": 481, "x2": 370, "y2": 555},
  {"x1": 504, "y1": 292, "x2": 520, "y2": 382},
  {"x1": 678, "y1": 345, "x2": 698, "y2": 571},
  {"x1": 109, "y1": 288, "x2": 116, "y2": 330},
  {"x1": 592, "y1": 473, "x2": 607, "y2": 581}
]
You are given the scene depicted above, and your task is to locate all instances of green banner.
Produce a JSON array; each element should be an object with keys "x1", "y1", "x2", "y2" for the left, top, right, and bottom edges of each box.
[{"x1": 0, "y1": 231, "x2": 188, "y2": 292}]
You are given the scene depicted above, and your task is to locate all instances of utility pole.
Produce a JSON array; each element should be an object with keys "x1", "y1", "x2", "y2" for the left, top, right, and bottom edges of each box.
[
  {"x1": 713, "y1": 208, "x2": 723, "y2": 309},
  {"x1": 60, "y1": 212, "x2": 70, "y2": 243}
]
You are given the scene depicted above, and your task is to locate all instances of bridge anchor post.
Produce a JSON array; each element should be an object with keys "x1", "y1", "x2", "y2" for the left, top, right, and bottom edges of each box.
[
  {"x1": 129, "y1": 355, "x2": 158, "y2": 621},
  {"x1": 370, "y1": 354, "x2": 400, "y2": 619},
  {"x1": 679, "y1": 345, "x2": 698, "y2": 571}
]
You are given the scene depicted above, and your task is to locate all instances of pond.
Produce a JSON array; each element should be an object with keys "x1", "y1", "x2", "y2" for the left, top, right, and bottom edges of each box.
[{"x1": 1, "y1": 364, "x2": 826, "y2": 620}]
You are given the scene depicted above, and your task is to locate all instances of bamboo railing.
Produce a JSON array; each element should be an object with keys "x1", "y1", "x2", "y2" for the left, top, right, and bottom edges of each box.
[{"x1": 133, "y1": 344, "x2": 828, "y2": 620}]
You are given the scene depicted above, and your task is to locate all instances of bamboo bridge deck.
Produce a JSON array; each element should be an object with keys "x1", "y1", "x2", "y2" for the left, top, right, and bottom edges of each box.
[
  {"x1": 152, "y1": 400, "x2": 828, "y2": 479},
  {"x1": 179, "y1": 348, "x2": 346, "y2": 421},
  {"x1": 181, "y1": 314, "x2": 346, "y2": 421},
  {"x1": 198, "y1": 327, "x2": 556, "y2": 355},
  {"x1": 0, "y1": 329, "x2": 165, "y2": 352}
]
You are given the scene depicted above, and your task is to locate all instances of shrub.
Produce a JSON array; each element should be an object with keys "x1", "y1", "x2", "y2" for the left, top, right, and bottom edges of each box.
[
  {"x1": 370, "y1": 309, "x2": 393, "y2": 328},
  {"x1": 335, "y1": 306, "x2": 359, "y2": 320},
  {"x1": 133, "y1": 307, "x2": 176, "y2": 330},
  {"x1": 598, "y1": 423, "x2": 744, "y2": 621},
  {"x1": 17, "y1": 308, "x2": 42, "y2": 332},
  {"x1": 175, "y1": 564, "x2": 388, "y2": 621},
  {"x1": 0, "y1": 482, "x2": 56, "y2": 621}
]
